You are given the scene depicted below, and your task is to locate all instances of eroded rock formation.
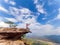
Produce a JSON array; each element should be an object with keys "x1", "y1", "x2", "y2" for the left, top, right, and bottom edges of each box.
[{"x1": 0, "y1": 27, "x2": 30, "y2": 45}]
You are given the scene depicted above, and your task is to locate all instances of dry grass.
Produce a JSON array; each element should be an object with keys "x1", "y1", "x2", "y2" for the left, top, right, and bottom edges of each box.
[{"x1": 0, "y1": 38, "x2": 56, "y2": 45}]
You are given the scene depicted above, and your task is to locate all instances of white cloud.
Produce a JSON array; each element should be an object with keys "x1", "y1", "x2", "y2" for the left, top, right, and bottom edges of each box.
[
  {"x1": 56, "y1": 14, "x2": 60, "y2": 19},
  {"x1": 9, "y1": 6, "x2": 40, "y2": 30},
  {"x1": 17, "y1": 23, "x2": 26, "y2": 28},
  {"x1": 16, "y1": 15, "x2": 37, "y2": 28},
  {"x1": 9, "y1": 7, "x2": 31, "y2": 16},
  {"x1": 42, "y1": 17, "x2": 47, "y2": 20},
  {"x1": 16, "y1": 14, "x2": 60, "y2": 36},
  {"x1": 11, "y1": 7, "x2": 38, "y2": 28},
  {"x1": 36, "y1": 4, "x2": 45, "y2": 13},
  {"x1": 9, "y1": 7, "x2": 19, "y2": 16},
  {"x1": 4, "y1": 0, "x2": 16, "y2": 5},
  {"x1": 56, "y1": 8, "x2": 60, "y2": 19},
  {"x1": 0, "y1": 16, "x2": 16, "y2": 27},
  {"x1": 9, "y1": 7, "x2": 35, "y2": 22},
  {"x1": 4, "y1": 0, "x2": 8, "y2": 3},
  {"x1": 0, "y1": 6, "x2": 8, "y2": 13},
  {"x1": 47, "y1": 8, "x2": 60, "y2": 23},
  {"x1": 34, "y1": 0, "x2": 47, "y2": 14},
  {"x1": 20, "y1": 8, "x2": 31, "y2": 15},
  {"x1": 5, "y1": 18, "x2": 17, "y2": 22},
  {"x1": 0, "y1": 21, "x2": 9, "y2": 27},
  {"x1": 17, "y1": 18, "x2": 39, "y2": 28},
  {"x1": 53, "y1": 27, "x2": 60, "y2": 35},
  {"x1": 34, "y1": 0, "x2": 38, "y2": 4},
  {"x1": 0, "y1": 16, "x2": 9, "y2": 27},
  {"x1": 29, "y1": 23, "x2": 60, "y2": 36},
  {"x1": 9, "y1": 1, "x2": 16, "y2": 5}
]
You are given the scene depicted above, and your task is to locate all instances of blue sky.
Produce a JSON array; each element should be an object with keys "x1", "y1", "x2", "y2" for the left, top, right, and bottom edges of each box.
[{"x1": 0, "y1": 0, "x2": 60, "y2": 36}]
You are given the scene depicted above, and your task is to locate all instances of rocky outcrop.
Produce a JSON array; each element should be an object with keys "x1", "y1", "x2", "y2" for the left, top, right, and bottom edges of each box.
[
  {"x1": 0, "y1": 27, "x2": 30, "y2": 39},
  {"x1": 0, "y1": 27, "x2": 31, "y2": 45}
]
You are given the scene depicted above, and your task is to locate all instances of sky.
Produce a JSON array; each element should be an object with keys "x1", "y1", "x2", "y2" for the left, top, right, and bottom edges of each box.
[{"x1": 0, "y1": 0, "x2": 60, "y2": 36}]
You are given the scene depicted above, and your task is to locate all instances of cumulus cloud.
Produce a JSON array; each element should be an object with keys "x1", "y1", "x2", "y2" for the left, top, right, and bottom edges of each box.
[
  {"x1": 17, "y1": 16, "x2": 37, "y2": 28},
  {"x1": 0, "y1": 6, "x2": 8, "y2": 13},
  {"x1": 29, "y1": 23, "x2": 60, "y2": 36},
  {"x1": 47, "y1": 8, "x2": 60, "y2": 23},
  {"x1": 0, "y1": 16, "x2": 8, "y2": 27},
  {"x1": 0, "y1": 21, "x2": 9, "y2": 27},
  {"x1": 9, "y1": 7, "x2": 36, "y2": 23},
  {"x1": 34, "y1": 0, "x2": 47, "y2": 14},
  {"x1": 56, "y1": 8, "x2": 60, "y2": 19},
  {"x1": 56, "y1": 14, "x2": 60, "y2": 19},
  {"x1": 36, "y1": 4, "x2": 46, "y2": 14},
  {"x1": 0, "y1": 16, "x2": 16, "y2": 27},
  {"x1": 34, "y1": 0, "x2": 38, "y2": 4},
  {"x1": 8, "y1": 6, "x2": 40, "y2": 29},
  {"x1": 4, "y1": 0, "x2": 16, "y2": 5},
  {"x1": 9, "y1": 1, "x2": 16, "y2": 5},
  {"x1": 9, "y1": 7, "x2": 31, "y2": 16},
  {"x1": 5, "y1": 18, "x2": 17, "y2": 22}
]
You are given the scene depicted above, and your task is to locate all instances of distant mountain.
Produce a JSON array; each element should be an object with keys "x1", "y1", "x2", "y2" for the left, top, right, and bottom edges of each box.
[
  {"x1": 27, "y1": 35, "x2": 60, "y2": 43},
  {"x1": 44, "y1": 35, "x2": 60, "y2": 43}
]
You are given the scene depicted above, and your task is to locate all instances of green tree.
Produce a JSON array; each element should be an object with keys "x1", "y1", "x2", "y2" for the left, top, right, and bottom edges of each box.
[
  {"x1": 4, "y1": 21, "x2": 17, "y2": 28},
  {"x1": 21, "y1": 34, "x2": 26, "y2": 39}
]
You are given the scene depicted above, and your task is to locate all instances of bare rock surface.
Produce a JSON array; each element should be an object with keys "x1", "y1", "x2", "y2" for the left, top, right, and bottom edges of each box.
[{"x1": 0, "y1": 40, "x2": 25, "y2": 45}]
